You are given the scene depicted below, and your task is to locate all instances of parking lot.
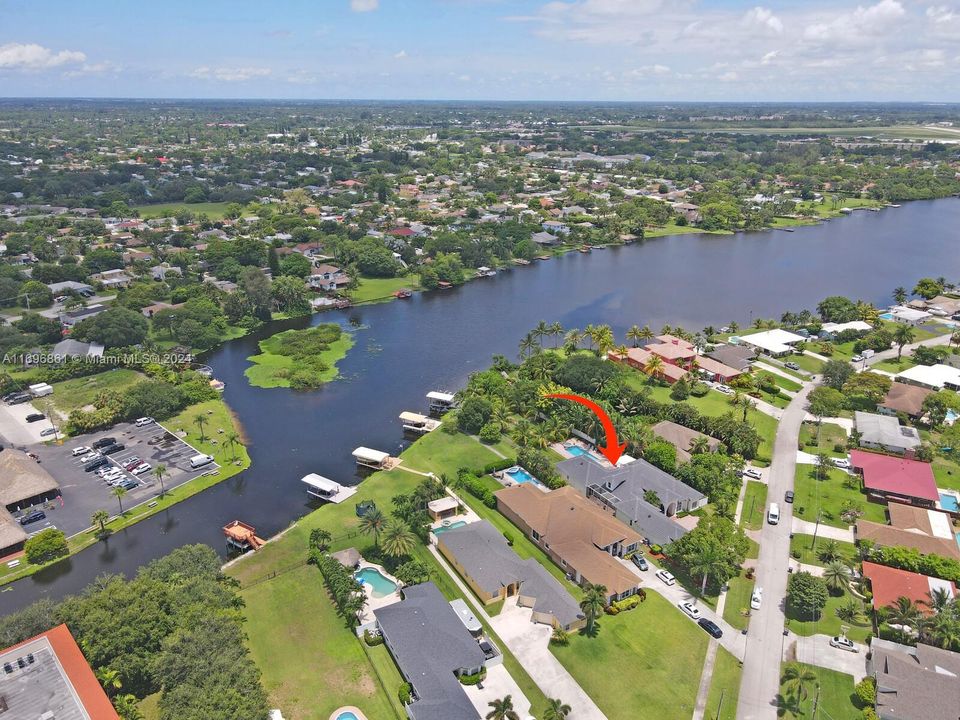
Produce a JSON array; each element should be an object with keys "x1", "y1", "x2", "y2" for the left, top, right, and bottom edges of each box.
[{"x1": 15, "y1": 420, "x2": 219, "y2": 537}]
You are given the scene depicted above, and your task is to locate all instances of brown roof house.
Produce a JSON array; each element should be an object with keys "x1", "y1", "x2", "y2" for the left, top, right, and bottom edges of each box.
[
  {"x1": 651, "y1": 420, "x2": 722, "y2": 464},
  {"x1": 855, "y1": 502, "x2": 960, "y2": 560},
  {"x1": 495, "y1": 484, "x2": 643, "y2": 603},
  {"x1": 869, "y1": 637, "x2": 960, "y2": 720},
  {"x1": 877, "y1": 382, "x2": 933, "y2": 419}
]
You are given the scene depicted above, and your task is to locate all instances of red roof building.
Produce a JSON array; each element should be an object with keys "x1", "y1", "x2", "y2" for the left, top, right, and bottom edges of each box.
[
  {"x1": 0, "y1": 624, "x2": 119, "y2": 718},
  {"x1": 862, "y1": 561, "x2": 956, "y2": 614},
  {"x1": 387, "y1": 227, "x2": 415, "y2": 237},
  {"x1": 851, "y1": 450, "x2": 939, "y2": 507}
]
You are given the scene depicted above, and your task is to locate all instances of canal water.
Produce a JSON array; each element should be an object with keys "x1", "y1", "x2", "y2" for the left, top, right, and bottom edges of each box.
[{"x1": 4, "y1": 198, "x2": 960, "y2": 611}]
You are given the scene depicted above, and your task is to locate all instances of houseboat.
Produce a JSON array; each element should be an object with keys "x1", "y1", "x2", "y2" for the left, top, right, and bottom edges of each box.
[
  {"x1": 301, "y1": 473, "x2": 357, "y2": 504},
  {"x1": 352, "y1": 446, "x2": 394, "y2": 470},
  {"x1": 222, "y1": 521, "x2": 265, "y2": 552},
  {"x1": 399, "y1": 411, "x2": 441, "y2": 434},
  {"x1": 393, "y1": 288, "x2": 413, "y2": 299},
  {"x1": 427, "y1": 390, "x2": 457, "y2": 415}
]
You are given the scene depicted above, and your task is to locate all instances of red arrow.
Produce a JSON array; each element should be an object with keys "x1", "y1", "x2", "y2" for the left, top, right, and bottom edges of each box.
[{"x1": 545, "y1": 393, "x2": 627, "y2": 466}]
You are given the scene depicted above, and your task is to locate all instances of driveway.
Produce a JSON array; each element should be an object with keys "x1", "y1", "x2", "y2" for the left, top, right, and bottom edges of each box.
[
  {"x1": 790, "y1": 634, "x2": 867, "y2": 681},
  {"x1": 463, "y1": 663, "x2": 533, "y2": 720},
  {"x1": 790, "y1": 518, "x2": 855, "y2": 543},
  {"x1": 737, "y1": 384, "x2": 813, "y2": 720},
  {"x1": 0, "y1": 401, "x2": 59, "y2": 445}
]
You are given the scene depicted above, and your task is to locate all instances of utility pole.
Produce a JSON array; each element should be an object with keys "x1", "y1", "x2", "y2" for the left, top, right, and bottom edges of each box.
[
  {"x1": 810, "y1": 509, "x2": 823, "y2": 550},
  {"x1": 715, "y1": 688, "x2": 725, "y2": 720},
  {"x1": 811, "y1": 684, "x2": 821, "y2": 719}
]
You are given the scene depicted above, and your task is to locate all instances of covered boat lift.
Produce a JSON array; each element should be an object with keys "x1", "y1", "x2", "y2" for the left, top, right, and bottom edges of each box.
[
  {"x1": 399, "y1": 411, "x2": 441, "y2": 434},
  {"x1": 352, "y1": 447, "x2": 396, "y2": 470},
  {"x1": 427, "y1": 390, "x2": 456, "y2": 415},
  {"x1": 301, "y1": 473, "x2": 358, "y2": 504}
]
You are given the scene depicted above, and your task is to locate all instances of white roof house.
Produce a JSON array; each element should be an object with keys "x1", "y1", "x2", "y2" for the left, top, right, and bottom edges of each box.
[
  {"x1": 738, "y1": 329, "x2": 806, "y2": 355},
  {"x1": 897, "y1": 363, "x2": 960, "y2": 391},
  {"x1": 888, "y1": 306, "x2": 932, "y2": 324},
  {"x1": 821, "y1": 321, "x2": 872, "y2": 333}
]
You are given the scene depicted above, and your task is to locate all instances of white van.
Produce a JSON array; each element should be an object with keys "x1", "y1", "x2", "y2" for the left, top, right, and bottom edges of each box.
[
  {"x1": 767, "y1": 503, "x2": 780, "y2": 525},
  {"x1": 189, "y1": 454, "x2": 214, "y2": 469}
]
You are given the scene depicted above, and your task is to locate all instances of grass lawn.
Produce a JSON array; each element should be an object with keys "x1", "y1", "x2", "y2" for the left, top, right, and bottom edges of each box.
[
  {"x1": 789, "y1": 353, "x2": 826, "y2": 374},
  {"x1": 873, "y1": 357, "x2": 916, "y2": 373},
  {"x1": 400, "y1": 428, "x2": 506, "y2": 479},
  {"x1": 740, "y1": 480, "x2": 768, "y2": 531},
  {"x1": 789, "y1": 534, "x2": 858, "y2": 568},
  {"x1": 777, "y1": 663, "x2": 860, "y2": 720},
  {"x1": 134, "y1": 201, "x2": 235, "y2": 220},
  {"x1": 798, "y1": 422, "x2": 849, "y2": 459},
  {"x1": 245, "y1": 326, "x2": 354, "y2": 389},
  {"x1": 758, "y1": 371, "x2": 802, "y2": 393},
  {"x1": 785, "y1": 584, "x2": 872, "y2": 643},
  {"x1": 792, "y1": 466, "x2": 888, "y2": 529},
  {"x1": 933, "y1": 455, "x2": 960, "y2": 492},
  {"x1": 348, "y1": 274, "x2": 421, "y2": 304},
  {"x1": 705, "y1": 647, "x2": 742, "y2": 720},
  {"x1": 137, "y1": 693, "x2": 160, "y2": 720},
  {"x1": 644, "y1": 221, "x2": 733, "y2": 238},
  {"x1": 551, "y1": 591, "x2": 709, "y2": 720},
  {"x1": 722, "y1": 572, "x2": 755, "y2": 631},
  {"x1": 43, "y1": 368, "x2": 145, "y2": 417}
]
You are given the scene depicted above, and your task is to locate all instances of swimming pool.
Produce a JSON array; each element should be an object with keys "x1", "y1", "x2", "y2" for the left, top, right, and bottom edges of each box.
[
  {"x1": 566, "y1": 446, "x2": 602, "y2": 463},
  {"x1": 432, "y1": 520, "x2": 467, "y2": 536},
  {"x1": 354, "y1": 567, "x2": 398, "y2": 598},
  {"x1": 940, "y1": 493, "x2": 960, "y2": 513},
  {"x1": 879, "y1": 312, "x2": 894, "y2": 320},
  {"x1": 946, "y1": 409, "x2": 958, "y2": 425},
  {"x1": 335, "y1": 713, "x2": 359, "y2": 720},
  {"x1": 505, "y1": 466, "x2": 540, "y2": 485}
]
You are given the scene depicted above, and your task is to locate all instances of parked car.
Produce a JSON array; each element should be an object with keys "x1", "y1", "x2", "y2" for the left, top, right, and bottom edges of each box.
[
  {"x1": 678, "y1": 602, "x2": 702, "y2": 620},
  {"x1": 132, "y1": 462, "x2": 152, "y2": 475},
  {"x1": 715, "y1": 384, "x2": 733, "y2": 395},
  {"x1": 18, "y1": 510, "x2": 46, "y2": 526},
  {"x1": 103, "y1": 471, "x2": 124, "y2": 483},
  {"x1": 78, "y1": 452, "x2": 99, "y2": 463},
  {"x1": 829, "y1": 636, "x2": 858, "y2": 653},
  {"x1": 84, "y1": 457, "x2": 109, "y2": 472},
  {"x1": 7, "y1": 393, "x2": 32, "y2": 405},
  {"x1": 135, "y1": 416, "x2": 154, "y2": 427},
  {"x1": 851, "y1": 354, "x2": 864, "y2": 363},
  {"x1": 767, "y1": 503, "x2": 780, "y2": 525},
  {"x1": 124, "y1": 457, "x2": 143, "y2": 471},
  {"x1": 40, "y1": 428, "x2": 57, "y2": 437},
  {"x1": 743, "y1": 468, "x2": 762, "y2": 480},
  {"x1": 784, "y1": 490, "x2": 795, "y2": 503},
  {"x1": 698, "y1": 618, "x2": 723, "y2": 638},
  {"x1": 118, "y1": 479, "x2": 139, "y2": 490},
  {"x1": 72, "y1": 446, "x2": 92, "y2": 457},
  {"x1": 631, "y1": 553, "x2": 648, "y2": 571},
  {"x1": 751, "y1": 588, "x2": 763, "y2": 610},
  {"x1": 101, "y1": 443, "x2": 125, "y2": 455},
  {"x1": 92, "y1": 437, "x2": 116, "y2": 449},
  {"x1": 25, "y1": 413, "x2": 45, "y2": 423},
  {"x1": 656, "y1": 569, "x2": 676, "y2": 586},
  {"x1": 831, "y1": 457, "x2": 851, "y2": 469},
  {"x1": 784, "y1": 361, "x2": 801, "y2": 371}
]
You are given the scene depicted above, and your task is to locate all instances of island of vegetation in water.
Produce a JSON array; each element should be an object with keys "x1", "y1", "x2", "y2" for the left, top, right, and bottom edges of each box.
[{"x1": 245, "y1": 323, "x2": 353, "y2": 390}]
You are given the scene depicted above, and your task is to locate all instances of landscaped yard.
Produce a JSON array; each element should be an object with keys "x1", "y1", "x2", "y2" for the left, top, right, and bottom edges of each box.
[
  {"x1": 792, "y1": 466, "x2": 888, "y2": 529},
  {"x1": 400, "y1": 428, "x2": 513, "y2": 479},
  {"x1": 134, "y1": 201, "x2": 235, "y2": 220},
  {"x1": 740, "y1": 480, "x2": 768, "y2": 531},
  {"x1": 785, "y1": 583, "x2": 873, "y2": 643},
  {"x1": 722, "y1": 572, "x2": 755, "y2": 631},
  {"x1": 706, "y1": 647, "x2": 742, "y2": 720},
  {"x1": 798, "y1": 422, "x2": 849, "y2": 458},
  {"x1": 348, "y1": 274, "x2": 421, "y2": 304},
  {"x1": 789, "y1": 534, "x2": 858, "y2": 568},
  {"x1": 873, "y1": 357, "x2": 916, "y2": 373},
  {"x1": 777, "y1": 663, "x2": 860, "y2": 720},
  {"x1": 551, "y1": 591, "x2": 709, "y2": 720},
  {"x1": 43, "y1": 368, "x2": 146, "y2": 417},
  {"x1": 932, "y1": 455, "x2": 960, "y2": 492},
  {"x1": 789, "y1": 353, "x2": 826, "y2": 374}
]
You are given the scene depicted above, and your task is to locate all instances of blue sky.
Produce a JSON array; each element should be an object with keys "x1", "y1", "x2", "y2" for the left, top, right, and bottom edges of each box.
[{"x1": 1, "y1": 0, "x2": 958, "y2": 100}]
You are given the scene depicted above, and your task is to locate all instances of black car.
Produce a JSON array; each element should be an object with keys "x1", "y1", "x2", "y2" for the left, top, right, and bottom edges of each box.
[
  {"x1": 25, "y1": 413, "x2": 45, "y2": 423},
  {"x1": 92, "y1": 437, "x2": 116, "y2": 449},
  {"x1": 18, "y1": 510, "x2": 46, "y2": 526},
  {"x1": 784, "y1": 490, "x2": 795, "y2": 503},
  {"x1": 84, "y1": 457, "x2": 109, "y2": 472},
  {"x1": 101, "y1": 443, "x2": 125, "y2": 455},
  {"x1": 698, "y1": 618, "x2": 723, "y2": 638}
]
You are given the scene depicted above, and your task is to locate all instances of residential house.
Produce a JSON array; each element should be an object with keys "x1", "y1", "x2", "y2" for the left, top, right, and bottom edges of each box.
[
  {"x1": 90, "y1": 268, "x2": 134, "y2": 289},
  {"x1": 437, "y1": 520, "x2": 585, "y2": 630},
  {"x1": 46, "y1": 280, "x2": 93, "y2": 296},
  {"x1": 308, "y1": 263, "x2": 351, "y2": 291},
  {"x1": 887, "y1": 306, "x2": 932, "y2": 325},
  {"x1": 531, "y1": 231, "x2": 559, "y2": 246},
  {"x1": 706, "y1": 344, "x2": 756, "y2": 372},
  {"x1": 495, "y1": 484, "x2": 642, "y2": 603},
  {"x1": 851, "y1": 450, "x2": 939, "y2": 508},
  {"x1": 52, "y1": 338, "x2": 104, "y2": 360},
  {"x1": 878, "y1": 382, "x2": 933, "y2": 419},
  {"x1": 855, "y1": 503, "x2": 960, "y2": 560},
  {"x1": 610, "y1": 347, "x2": 688, "y2": 384},
  {"x1": 738, "y1": 329, "x2": 806, "y2": 357},
  {"x1": 558, "y1": 455, "x2": 706, "y2": 546},
  {"x1": 896, "y1": 363, "x2": 960, "y2": 391},
  {"x1": 651, "y1": 420, "x2": 722, "y2": 463},
  {"x1": 854, "y1": 412, "x2": 921, "y2": 454},
  {"x1": 861, "y1": 561, "x2": 956, "y2": 616},
  {"x1": 151, "y1": 264, "x2": 183, "y2": 281},
  {"x1": 868, "y1": 638, "x2": 960, "y2": 720},
  {"x1": 374, "y1": 582, "x2": 486, "y2": 720},
  {"x1": 59, "y1": 304, "x2": 107, "y2": 328}
]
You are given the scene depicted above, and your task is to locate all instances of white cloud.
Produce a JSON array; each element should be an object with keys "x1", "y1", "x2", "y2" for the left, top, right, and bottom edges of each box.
[
  {"x1": 718, "y1": 70, "x2": 738, "y2": 82},
  {"x1": 743, "y1": 7, "x2": 783, "y2": 34},
  {"x1": 760, "y1": 50, "x2": 779, "y2": 65},
  {"x1": 0, "y1": 42, "x2": 86, "y2": 70},
  {"x1": 190, "y1": 66, "x2": 272, "y2": 82},
  {"x1": 804, "y1": 0, "x2": 905, "y2": 45},
  {"x1": 350, "y1": 0, "x2": 379, "y2": 11},
  {"x1": 393, "y1": 49, "x2": 407, "y2": 59}
]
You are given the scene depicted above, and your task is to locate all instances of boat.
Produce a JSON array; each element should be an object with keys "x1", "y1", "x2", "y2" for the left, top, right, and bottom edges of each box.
[
  {"x1": 223, "y1": 521, "x2": 265, "y2": 552},
  {"x1": 590, "y1": 244, "x2": 607, "y2": 250},
  {"x1": 578, "y1": 246, "x2": 591, "y2": 253},
  {"x1": 209, "y1": 379, "x2": 226, "y2": 392},
  {"x1": 513, "y1": 258, "x2": 531, "y2": 266},
  {"x1": 393, "y1": 288, "x2": 413, "y2": 299}
]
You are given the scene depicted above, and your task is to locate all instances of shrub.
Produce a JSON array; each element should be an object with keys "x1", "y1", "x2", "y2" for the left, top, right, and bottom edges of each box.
[
  {"x1": 483, "y1": 458, "x2": 516, "y2": 474},
  {"x1": 689, "y1": 382, "x2": 709, "y2": 397},
  {"x1": 363, "y1": 630, "x2": 384, "y2": 646},
  {"x1": 503, "y1": 531, "x2": 513, "y2": 546},
  {"x1": 24, "y1": 528, "x2": 68, "y2": 565},
  {"x1": 459, "y1": 669, "x2": 486, "y2": 686},
  {"x1": 649, "y1": 544, "x2": 663, "y2": 555},
  {"x1": 604, "y1": 605, "x2": 620, "y2": 615},
  {"x1": 478, "y1": 423, "x2": 501, "y2": 444},
  {"x1": 613, "y1": 595, "x2": 643, "y2": 612},
  {"x1": 398, "y1": 682, "x2": 411, "y2": 705},
  {"x1": 456, "y1": 396, "x2": 492, "y2": 434},
  {"x1": 854, "y1": 677, "x2": 876, "y2": 707},
  {"x1": 550, "y1": 628, "x2": 570, "y2": 646}
]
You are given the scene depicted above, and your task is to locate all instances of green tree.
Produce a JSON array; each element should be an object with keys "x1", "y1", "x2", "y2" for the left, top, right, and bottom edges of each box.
[
  {"x1": 486, "y1": 695, "x2": 520, "y2": 720},
  {"x1": 72, "y1": 307, "x2": 149, "y2": 347},
  {"x1": 787, "y1": 571, "x2": 828, "y2": 620},
  {"x1": 912, "y1": 277, "x2": 943, "y2": 300},
  {"x1": 381, "y1": 519, "x2": 416, "y2": 558},
  {"x1": 153, "y1": 463, "x2": 167, "y2": 496},
  {"x1": 112, "y1": 486, "x2": 128, "y2": 514},
  {"x1": 543, "y1": 698, "x2": 572, "y2": 720},
  {"x1": 193, "y1": 414, "x2": 208, "y2": 442},
  {"x1": 821, "y1": 359, "x2": 854, "y2": 390},
  {"x1": 24, "y1": 528, "x2": 69, "y2": 564},
  {"x1": 893, "y1": 323, "x2": 915, "y2": 360},
  {"x1": 359, "y1": 508, "x2": 386, "y2": 547},
  {"x1": 822, "y1": 560, "x2": 851, "y2": 593},
  {"x1": 91, "y1": 509, "x2": 110, "y2": 535},
  {"x1": 781, "y1": 662, "x2": 818, "y2": 702},
  {"x1": 579, "y1": 583, "x2": 607, "y2": 634}
]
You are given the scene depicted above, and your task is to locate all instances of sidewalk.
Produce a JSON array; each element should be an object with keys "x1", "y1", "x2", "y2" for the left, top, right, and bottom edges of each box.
[{"x1": 790, "y1": 517, "x2": 854, "y2": 543}]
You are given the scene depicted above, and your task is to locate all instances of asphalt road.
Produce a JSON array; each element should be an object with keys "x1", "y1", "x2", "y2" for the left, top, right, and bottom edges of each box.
[{"x1": 736, "y1": 383, "x2": 812, "y2": 720}]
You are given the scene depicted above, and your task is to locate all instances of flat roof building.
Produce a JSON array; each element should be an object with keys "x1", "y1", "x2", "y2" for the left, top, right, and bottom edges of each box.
[
  {"x1": 896, "y1": 363, "x2": 960, "y2": 391},
  {"x1": 737, "y1": 329, "x2": 806, "y2": 356},
  {"x1": 854, "y1": 412, "x2": 921, "y2": 455}
]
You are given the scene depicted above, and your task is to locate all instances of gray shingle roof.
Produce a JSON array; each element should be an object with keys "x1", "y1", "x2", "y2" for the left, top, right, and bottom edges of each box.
[
  {"x1": 558, "y1": 456, "x2": 705, "y2": 545},
  {"x1": 869, "y1": 638, "x2": 960, "y2": 720},
  {"x1": 854, "y1": 411, "x2": 921, "y2": 450},
  {"x1": 374, "y1": 583, "x2": 484, "y2": 720},
  {"x1": 439, "y1": 521, "x2": 583, "y2": 629}
]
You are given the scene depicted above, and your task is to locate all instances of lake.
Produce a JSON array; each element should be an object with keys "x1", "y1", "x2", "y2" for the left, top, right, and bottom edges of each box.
[{"x1": 4, "y1": 198, "x2": 959, "y2": 611}]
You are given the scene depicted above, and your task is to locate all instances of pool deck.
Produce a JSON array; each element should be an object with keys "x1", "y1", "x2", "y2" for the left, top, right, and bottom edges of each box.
[
  {"x1": 354, "y1": 561, "x2": 403, "y2": 627},
  {"x1": 329, "y1": 707, "x2": 368, "y2": 720}
]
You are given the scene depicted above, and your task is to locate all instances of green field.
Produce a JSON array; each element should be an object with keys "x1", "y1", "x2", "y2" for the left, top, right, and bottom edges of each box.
[
  {"x1": 777, "y1": 663, "x2": 860, "y2": 720},
  {"x1": 706, "y1": 647, "x2": 742, "y2": 720},
  {"x1": 723, "y1": 572, "x2": 756, "y2": 631},
  {"x1": 792, "y1": 465, "x2": 888, "y2": 529},
  {"x1": 245, "y1": 325, "x2": 354, "y2": 389},
  {"x1": 42, "y1": 368, "x2": 145, "y2": 417},
  {"x1": 798, "y1": 422, "x2": 849, "y2": 458},
  {"x1": 789, "y1": 534, "x2": 858, "y2": 568},
  {"x1": 740, "y1": 480, "x2": 768, "y2": 531},
  {"x1": 134, "y1": 201, "x2": 235, "y2": 220},
  {"x1": 551, "y1": 591, "x2": 709, "y2": 720},
  {"x1": 348, "y1": 274, "x2": 421, "y2": 303}
]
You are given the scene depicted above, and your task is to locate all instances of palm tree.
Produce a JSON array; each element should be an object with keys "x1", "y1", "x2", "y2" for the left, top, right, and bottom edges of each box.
[
  {"x1": 549, "y1": 321, "x2": 564, "y2": 348},
  {"x1": 735, "y1": 393, "x2": 753, "y2": 423},
  {"x1": 112, "y1": 486, "x2": 127, "y2": 515},
  {"x1": 689, "y1": 546, "x2": 724, "y2": 596},
  {"x1": 96, "y1": 667, "x2": 122, "y2": 696},
  {"x1": 579, "y1": 582, "x2": 607, "y2": 633},
  {"x1": 689, "y1": 435, "x2": 710, "y2": 455},
  {"x1": 533, "y1": 320, "x2": 549, "y2": 347},
  {"x1": 486, "y1": 695, "x2": 519, "y2": 720},
  {"x1": 703, "y1": 325, "x2": 716, "y2": 340},
  {"x1": 381, "y1": 519, "x2": 416, "y2": 559},
  {"x1": 112, "y1": 694, "x2": 144, "y2": 720},
  {"x1": 923, "y1": 587, "x2": 953, "y2": 615},
  {"x1": 887, "y1": 596, "x2": 922, "y2": 638},
  {"x1": 543, "y1": 698, "x2": 572, "y2": 720},
  {"x1": 893, "y1": 323, "x2": 915, "y2": 361},
  {"x1": 638, "y1": 325, "x2": 655, "y2": 344},
  {"x1": 643, "y1": 354, "x2": 664, "y2": 380},
  {"x1": 193, "y1": 413, "x2": 208, "y2": 442},
  {"x1": 564, "y1": 328, "x2": 583, "y2": 352},
  {"x1": 626, "y1": 324, "x2": 643, "y2": 347},
  {"x1": 309, "y1": 528, "x2": 332, "y2": 551},
  {"x1": 818, "y1": 539, "x2": 841, "y2": 563},
  {"x1": 823, "y1": 560, "x2": 851, "y2": 593},
  {"x1": 91, "y1": 509, "x2": 110, "y2": 534},
  {"x1": 950, "y1": 330, "x2": 960, "y2": 349},
  {"x1": 781, "y1": 662, "x2": 818, "y2": 702},
  {"x1": 612, "y1": 343, "x2": 629, "y2": 360},
  {"x1": 359, "y1": 508, "x2": 386, "y2": 547},
  {"x1": 816, "y1": 452, "x2": 832, "y2": 481},
  {"x1": 893, "y1": 286, "x2": 907, "y2": 305},
  {"x1": 225, "y1": 431, "x2": 241, "y2": 461},
  {"x1": 153, "y1": 463, "x2": 167, "y2": 496},
  {"x1": 728, "y1": 321, "x2": 739, "y2": 334},
  {"x1": 518, "y1": 332, "x2": 538, "y2": 360}
]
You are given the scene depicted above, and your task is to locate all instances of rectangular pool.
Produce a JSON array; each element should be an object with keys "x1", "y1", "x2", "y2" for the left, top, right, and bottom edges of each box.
[
  {"x1": 432, "y1": 520, "x2": 467, "y2": 535},
  {"x1": 505, "y1": 466, "x2": 540, "y2": 485},
  {"x1": 566, "y1": 446, "x2": 602, "y2": 464},
  {"x1": 940, "y1": 493, "x2": 960, "y2": 513}
]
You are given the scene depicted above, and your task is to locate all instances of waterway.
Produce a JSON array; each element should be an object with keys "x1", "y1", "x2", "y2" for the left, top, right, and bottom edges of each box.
[{"x1": 4, "y1": 198, "x2": 960, "y2": 612}]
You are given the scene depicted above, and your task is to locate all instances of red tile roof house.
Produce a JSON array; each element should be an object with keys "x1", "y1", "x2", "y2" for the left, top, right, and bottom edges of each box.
[
  {"x1": 0, "y1": 624, "x2": 119, "y2": 719},
  {"x1": 850, "y1": 450, "x2": 939, "y2": 509},
  {"x1": 608, "y1": 335, "x2": 741, "y2": 385},
  {"x1": 862, "y1": 561, "x2": 957, "y2": 616}
]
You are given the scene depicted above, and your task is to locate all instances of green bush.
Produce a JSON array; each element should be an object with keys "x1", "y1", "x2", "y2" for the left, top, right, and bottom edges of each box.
[
  {"x1": 459, "y1": 669, "x2": 486, "y2": 686},
  {"x1": 483, "y1": 457, "x2": 516, "y2": 474},
  {"x1": 478, "y1": 422, "x2": 501, "y2": 444},
  {"x1": 689, "y1": 382, "x2": 710, "y2": 397},
  {"x1": 854, "y1": 677, "x2": 876, "y2": 708},
  {"x1": 363, "y1": 630, "x2": 384, "y2": 646},
  {"x1": 398, "y1": 682, "x2": 411, "y2": 705},
  {"x1": 24, "y1": 528, "x2": 68, "y2": 565}
]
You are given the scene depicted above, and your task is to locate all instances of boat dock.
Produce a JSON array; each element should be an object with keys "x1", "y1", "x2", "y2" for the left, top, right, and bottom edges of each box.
[
  {"x1": 427, "y1": 390, "x2": 457, "y2": 415},
  {"x1": 301, "y1": 473, "x2": 359, "y2": 503},
  {"x1": 351, "y1": 447, "x2": 400, "y2": 471},
  {"x1": 222, "y1": 520, "x2": 266, "y2": 552},
  {"x1": 399, "y1": 411, "x2": 441, "y2": 434}
]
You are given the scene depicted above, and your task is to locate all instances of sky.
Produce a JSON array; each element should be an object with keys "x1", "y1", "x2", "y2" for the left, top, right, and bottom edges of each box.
[{"x1": 1, "y1": 0, "x2": 959, "y2": 101}]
